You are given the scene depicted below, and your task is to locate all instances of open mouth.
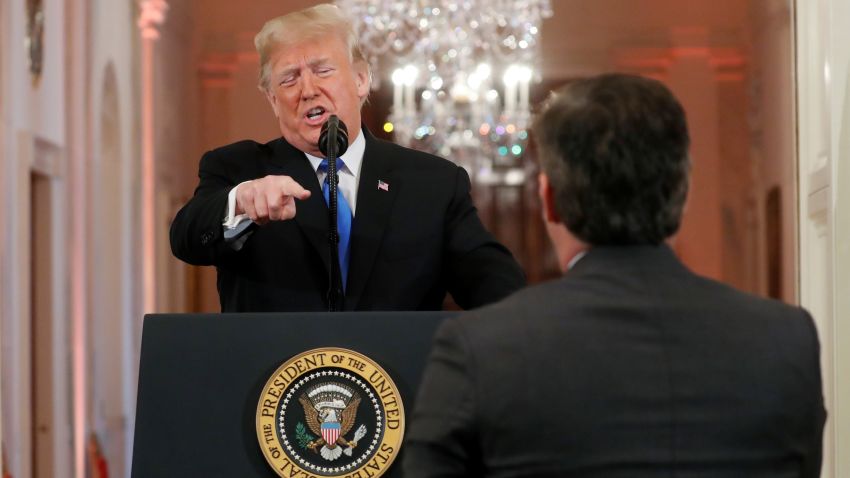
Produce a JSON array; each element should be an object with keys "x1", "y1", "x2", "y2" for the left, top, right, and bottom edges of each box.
[{"x1": 304, "y1": 106, "x2": 328, "y2": 124}]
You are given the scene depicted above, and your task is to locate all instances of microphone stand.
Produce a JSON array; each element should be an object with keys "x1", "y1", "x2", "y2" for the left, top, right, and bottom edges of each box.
[{"x1": 322, "y1": 117, "x2": 344, "y2": 311}]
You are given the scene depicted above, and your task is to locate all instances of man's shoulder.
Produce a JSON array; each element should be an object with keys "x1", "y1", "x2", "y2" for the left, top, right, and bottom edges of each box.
[
  {"x1": 206, "y1": 138, "x2": 278, "y2": 158},
  {"x1": 199, "y1": 139, "x2": 286, "y2": 177},
  {"x1": 455, "y1": 266, "x2": 813, "y2": 335},
  {"x1": 691, "y1": 273, "x2": 814, "y2": 326},
  {"x1": 453, "y1": 279, "x2": 566, "y2": 329}
]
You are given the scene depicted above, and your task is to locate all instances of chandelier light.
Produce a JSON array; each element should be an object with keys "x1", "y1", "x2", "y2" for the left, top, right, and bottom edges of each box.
[{"x1": 336, "y1": 0, "x2": 553, "y2": 183}]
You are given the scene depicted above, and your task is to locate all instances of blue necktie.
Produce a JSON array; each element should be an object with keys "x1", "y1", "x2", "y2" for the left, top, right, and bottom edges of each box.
[{"x1": 319, "y1": 159, "x2": 352, "y2": 291}]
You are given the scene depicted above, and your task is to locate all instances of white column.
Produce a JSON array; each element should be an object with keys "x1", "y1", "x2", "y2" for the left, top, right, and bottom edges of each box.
[
  {"x1": 138, "y1": 0, "x2": 168, "y2": 314},
  {"x1": 0, "y1": 0, "x2": 8, "y2": 462},
  {"x1": 796, "y1": 0, "x2": 850, "y2": 475},
  {"x1": 832, "y1": 1, "x2": 850, "y2": 474},
  {"x1": 67, "y1": 0, "x2": 89, "y2": 475}
]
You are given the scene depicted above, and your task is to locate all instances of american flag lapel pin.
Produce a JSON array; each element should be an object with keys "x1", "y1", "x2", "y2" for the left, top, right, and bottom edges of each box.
[{"x1": 377, "y1": 180, "x2": 389, "y2": 192}]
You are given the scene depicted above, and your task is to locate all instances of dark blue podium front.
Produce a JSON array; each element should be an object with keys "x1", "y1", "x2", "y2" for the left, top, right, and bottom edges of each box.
[{"x1": 131, "y1": 312, "x2": 453, "y2": 478}]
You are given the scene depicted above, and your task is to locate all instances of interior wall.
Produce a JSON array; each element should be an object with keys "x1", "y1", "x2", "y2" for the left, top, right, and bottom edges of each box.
[
  {"x1": 796, "y1": 0, "x2": 850, "y2": 475},
  {"x1": 820, "y1": 0, "x2": 850, "y2": 477},
  {"x1": 601, "y1": 12, "x2": 765, "y2": 297},
  {"x1": 87, "y1": 62, "x2": 127, "y2": 478},
  {"x1": 833, "y1": 22, "x2": 850, "y2": 477},
  {"x1": 0, "y1": 0, "x2": 8, "y2": 459},
  {"x1": 29, "y1": 148, "x2": 72, "y2": 478},
  {"x1": 154, "y1": 0, "x2": 197, "y2": 315},
  {"x1": 1, "y1": 0, "x2": 73, "y2": 476},
  {"x1": 88, "y1": 0, "x2": 141, "y2": 476},
  {"x1": 65, "y1": 0, "x2": 91, "y2": 475},
  {"x1": 666, "y1": 40, "x2": 725, "y2": 282},
  {"x1": 1, "y1": 0, "x2": 28, "y2": 465},
  {"x1": 550, "y1": 0, "x2": 795, "y2": 302},
  {"x1": 30, "y1": 173, "x2": 53, "y2": 478},
  {"x1": 796, "y1": 0, "x2": 833, "y2": 471},
  {"x1": 748, "y1": 0, "x2": 797, "y2": 301},
  {"x1": 7, "y1": 130, "x2": 36, "y2": 478},
  {"x1": 716, "y1": 73, "x2": 756, "y2": 294}
]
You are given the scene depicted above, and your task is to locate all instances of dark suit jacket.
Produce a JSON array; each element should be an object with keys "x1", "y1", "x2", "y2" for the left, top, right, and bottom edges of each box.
[
  {"x1": 404, "y1": 245, "x2": 826, "y2": 478},
  {"x1": 170, "y1": 129, "x2": 525, "y2": 312}
]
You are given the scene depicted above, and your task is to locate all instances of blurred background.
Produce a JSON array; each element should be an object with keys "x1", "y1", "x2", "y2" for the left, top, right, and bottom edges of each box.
[{"x1": 1, "y1": 0, "x2": 849, "y2": 477}]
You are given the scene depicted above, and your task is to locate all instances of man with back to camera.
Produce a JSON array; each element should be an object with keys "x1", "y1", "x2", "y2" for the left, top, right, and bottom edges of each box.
[
  {"x1": 169, "y1": 4, "x2": 525, "y2": 312},
  {"x1": 404, "y1": 73, "x2": 826, "y2": 477}
]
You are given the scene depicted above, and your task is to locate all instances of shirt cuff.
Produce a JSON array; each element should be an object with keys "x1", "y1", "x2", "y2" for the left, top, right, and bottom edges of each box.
[{"x1": 223, "y1": 180, "x2": 252, "y2": 228}]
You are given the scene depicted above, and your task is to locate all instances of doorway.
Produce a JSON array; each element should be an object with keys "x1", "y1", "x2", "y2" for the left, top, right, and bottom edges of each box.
[{"x1": 30, "y1": 172, "x2": 54, "y2": 478}]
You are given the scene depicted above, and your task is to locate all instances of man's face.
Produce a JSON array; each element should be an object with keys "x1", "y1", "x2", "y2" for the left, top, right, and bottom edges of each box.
[{"x1": 264, "y1": 35, "x2": 370, "y2": 157}]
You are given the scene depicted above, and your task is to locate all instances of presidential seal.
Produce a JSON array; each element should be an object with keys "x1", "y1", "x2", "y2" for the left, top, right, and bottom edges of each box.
[{"x1": 257, "y1": 348, "x2": 404, "y2": 478}]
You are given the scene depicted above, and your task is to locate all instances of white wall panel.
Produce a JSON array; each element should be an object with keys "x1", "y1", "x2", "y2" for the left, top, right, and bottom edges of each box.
[{"x1": 796, "y1": 0, "x2": 850, "y2": 475}]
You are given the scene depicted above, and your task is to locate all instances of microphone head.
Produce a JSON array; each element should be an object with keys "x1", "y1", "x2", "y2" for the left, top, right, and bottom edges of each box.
[{"x1": 318, "y1": 115, "x2": 349, "y2": 158}]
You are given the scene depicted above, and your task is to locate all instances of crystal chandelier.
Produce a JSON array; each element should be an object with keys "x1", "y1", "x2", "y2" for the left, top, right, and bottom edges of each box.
[{"x1": 336, "y1": 0, "x2": 552, "y2": 183}]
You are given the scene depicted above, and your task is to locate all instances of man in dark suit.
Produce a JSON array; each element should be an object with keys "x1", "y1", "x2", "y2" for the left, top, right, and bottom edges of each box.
[
  {"x1": 170, "y1": 4, "x2": 525, "y2": 312},
  {"x1": 404, "y1": 74, "x2": 826, "y2": 477}
]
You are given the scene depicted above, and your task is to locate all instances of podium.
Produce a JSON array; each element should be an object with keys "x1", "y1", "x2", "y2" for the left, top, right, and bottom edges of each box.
[{"x1": 131, "y1": 312, "x2": 453, "y2": 477}]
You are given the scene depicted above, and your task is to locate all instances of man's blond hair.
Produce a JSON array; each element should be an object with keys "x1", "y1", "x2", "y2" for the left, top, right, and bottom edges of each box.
[{"x1": 254, "y1": 3, "x2": 370, "y2": 93}]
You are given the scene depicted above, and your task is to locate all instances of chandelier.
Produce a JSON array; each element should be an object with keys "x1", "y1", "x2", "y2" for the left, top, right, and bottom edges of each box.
[{"x1": 336, "y1": 0, "x2": 553, "y2": 184}]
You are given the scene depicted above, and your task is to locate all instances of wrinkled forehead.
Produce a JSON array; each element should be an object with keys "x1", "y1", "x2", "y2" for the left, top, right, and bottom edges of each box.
[
  {"x1": 268, "y1": 36, "x2": 351, "y2": 71},
  {"x1": 274, "y1": 30, "x2": 350, "y2": 58}
]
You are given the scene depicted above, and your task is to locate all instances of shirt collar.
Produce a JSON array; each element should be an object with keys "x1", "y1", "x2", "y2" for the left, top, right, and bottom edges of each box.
[
  {"x1": 305, "y1": 129, "x2": 365, "y2": 177},
  {"x1": 567, "y1": 250, "x2": 587, "y2": 270}
]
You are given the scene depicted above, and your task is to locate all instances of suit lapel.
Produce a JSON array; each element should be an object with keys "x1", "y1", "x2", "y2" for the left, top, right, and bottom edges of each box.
[
  {"x1": 346, "y1": 131, "x2": 398, "y2": 310},
  {"x1": 268, "y1": 138, "x2": 331, "y2": 274}
]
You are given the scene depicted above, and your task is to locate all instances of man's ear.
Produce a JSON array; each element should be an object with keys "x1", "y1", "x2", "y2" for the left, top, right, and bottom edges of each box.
[
  {"x1": 538, "y1": 173, "x2": 562, "y2": 224},
  {"x1": 354, "y1": 62, "x2": 371, "y2": 100},
  {"x1": 263, "y1": 88, "x2": 280, "y2": 118}
]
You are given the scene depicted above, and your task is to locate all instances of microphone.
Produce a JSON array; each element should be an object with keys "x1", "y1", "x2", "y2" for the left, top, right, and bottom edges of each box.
[
  {"x1": 319, "y1": 115, "x2": 349, "y2": 158},
  {"x1": 319, "y1": 115, "x2": 348, "y2": 312}
]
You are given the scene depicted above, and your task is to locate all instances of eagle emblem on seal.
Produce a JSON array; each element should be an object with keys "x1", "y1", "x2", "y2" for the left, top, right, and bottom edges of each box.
[{"x1": 298, "y1": 382, "x2": 368, "y2": 461}]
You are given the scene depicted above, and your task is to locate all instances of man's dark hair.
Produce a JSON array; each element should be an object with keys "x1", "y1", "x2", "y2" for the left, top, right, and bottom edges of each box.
[{"x1": 534, "y1": 73, "x2": 691, "y2": 245}]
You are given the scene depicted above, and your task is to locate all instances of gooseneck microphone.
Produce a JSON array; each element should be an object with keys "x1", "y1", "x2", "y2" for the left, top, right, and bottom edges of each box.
[
  {"x1": 319, "y1": 115, "x2": 349, "y2": 158},
  {"x1": 318, "y1": 115, "x2": 349, "y2": 312}
]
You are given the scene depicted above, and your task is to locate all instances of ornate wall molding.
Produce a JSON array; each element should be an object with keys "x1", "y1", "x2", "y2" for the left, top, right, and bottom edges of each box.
[
  {"x1": 138, "y1": 0, "x2": 169, "y2": 40},
  {"x1": 198, "y1": 54, "x2": 239, "y2": 89},
  {"x1": 25, "y1": 0, "x2": 44, "y2": 83},
  {"x1": 613, "y1": 46, "x2": 746, "y2": 82}
]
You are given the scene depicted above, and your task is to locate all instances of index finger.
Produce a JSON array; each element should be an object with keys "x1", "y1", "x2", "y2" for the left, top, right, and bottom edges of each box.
[{"x1": 279, "y1": 176, "x2": 311, "y2": 201}]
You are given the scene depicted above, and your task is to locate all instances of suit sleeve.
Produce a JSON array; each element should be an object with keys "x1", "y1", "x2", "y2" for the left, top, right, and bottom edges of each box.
[
  {"x1": 800, "y1": 309, "x2": 827, "y2": 478},
  {"x1": 443, "y1": 166, "x2": 526, "y2": 309},
  {"x1": 169, "y1": 149, "x2": 239, "y2": 265},
  {"x1": 403, "y1": 317, "x2": 484, "y2": 478}
]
